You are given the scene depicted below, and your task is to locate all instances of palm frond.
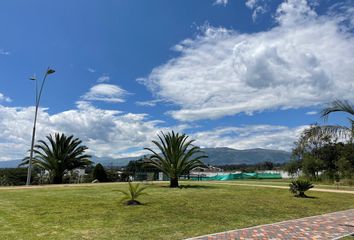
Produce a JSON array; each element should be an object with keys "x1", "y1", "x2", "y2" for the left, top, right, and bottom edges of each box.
[
  {"x1": 22, "y1": 133, "x2": 92, "y2": 184},
  {"x1": 144, "y1": 130, "x2": 207, "y2": 187},
  {"x1": 321, "y1": 99, "x2": 354, "y2": 121},
  {"x1": 118, "y1": 182, "x2": 148, "y2": 203}
]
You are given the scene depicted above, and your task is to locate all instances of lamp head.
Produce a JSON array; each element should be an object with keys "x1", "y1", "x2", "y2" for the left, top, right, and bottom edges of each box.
[
  {"x1": 29, "y1": 74, "x2": 36, "y2": 81},
  {"x1": 47, "y1": 69, "x2": 55, "y2": 75}
]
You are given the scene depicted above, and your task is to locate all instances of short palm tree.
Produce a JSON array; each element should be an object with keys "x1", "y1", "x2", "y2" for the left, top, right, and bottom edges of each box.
[
  {"x1": 144, "y1": 131, "x2": 206, "y2": 188},
  {"x1": 289, "y1": 179, "x2": 314, "y2": 198},
  {"x1": 304, "y1": 100, "x2": 354, "y2": 142},
  {"x1": 20, "y1": 133, "x2": 92, "y2": 184},
  {"x1": 119, "y1": 182, "x2": 148, "y2": 205}
]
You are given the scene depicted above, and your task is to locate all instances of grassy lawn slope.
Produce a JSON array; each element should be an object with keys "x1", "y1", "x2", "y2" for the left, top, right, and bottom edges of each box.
[{"x1": 0, "y1": 182, "x2": 353, "y2": 240}]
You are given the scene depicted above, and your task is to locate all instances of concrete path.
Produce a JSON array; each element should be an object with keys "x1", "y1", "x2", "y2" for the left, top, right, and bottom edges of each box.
[{"x1": 186, "y1": 209, "x2": 354, "y2": 240}]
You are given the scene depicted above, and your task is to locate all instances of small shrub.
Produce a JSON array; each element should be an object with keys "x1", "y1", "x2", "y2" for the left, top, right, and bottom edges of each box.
[
  {"x1": 289, "y1": 179, "x2": 314, "y2": 198},
  {"x1": 119, "y1": 182, "x2": 148, "y2": 205}
]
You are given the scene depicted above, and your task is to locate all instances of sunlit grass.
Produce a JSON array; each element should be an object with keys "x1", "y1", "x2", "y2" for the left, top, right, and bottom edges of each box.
[{"x1": 0, "y1": 181, "x2": 353, "y2": 240}]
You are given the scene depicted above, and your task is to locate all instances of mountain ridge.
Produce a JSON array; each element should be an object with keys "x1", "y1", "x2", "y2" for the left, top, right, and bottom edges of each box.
[{"x1": 0, "y1": 147, "x2": 291, "y2": 168}]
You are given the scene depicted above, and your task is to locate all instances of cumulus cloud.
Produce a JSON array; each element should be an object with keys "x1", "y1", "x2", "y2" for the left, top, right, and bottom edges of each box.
[
  {"x1": 214, "y1": 0, "x2": 228, "y2": 6},
  {"x1": 140, "y1": 0, "x2": 354, "y2": 121},
  {"x1": 0, "y1": 102, "x2": 304, "y2": 161},
  {"x1": 0, "y1": 93, "x2": 11, "y2": 102},
  {"x1": 0, "y1": 103, "x2": 166, "y2": 161},
  {"x1": 192, "y1": 125, "x2": 306, "y2": 151},
  {"x1": 81, "y1": 84, "x2": 128, "y2": 103},
  {"x1": 245, "y1": 0, "x2": 268, "y2": 21}
]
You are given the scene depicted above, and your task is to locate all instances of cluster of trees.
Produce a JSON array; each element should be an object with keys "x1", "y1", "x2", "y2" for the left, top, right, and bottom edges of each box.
[
  {"x1": 219, "y1": 161, "x2": 284, "y2": 172},
  {"x1": 14, "y1": 131, "x2": 206, "y2": 188},
  {"x1": 286, "y1": 100, "x2": 354, "y2": 182},
  {"x1": 123, "y1": 158, "x2": 160, "y2": 181},
  {"x1": 287, "y1": 130, "x2": 354, "y2": 180}
]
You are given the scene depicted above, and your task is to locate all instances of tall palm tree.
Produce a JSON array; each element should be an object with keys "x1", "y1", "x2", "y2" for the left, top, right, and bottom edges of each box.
[
  {"x1": 144, "y1": 131, "x2": 206, "y2": 188},
  {"x1": 304, "y1": 100, "x2": 354, "y2": 142},
  {"x1": 20, "y1": 133, "x2": 92, "y2": 184}
]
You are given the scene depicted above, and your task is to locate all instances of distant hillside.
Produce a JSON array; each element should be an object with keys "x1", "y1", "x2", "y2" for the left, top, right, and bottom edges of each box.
[
  {"x1": 0, "y1": 148, "x2": 291, "y2": 168},
  {"x1": 93, "y1": 147, "x2": 291, "y2": 166},
  {"x1": 91, "y1": 156, "x2": 138, "y2": 167},
  {"x1": 200, "y1": 147, "x2": 291, "y2": 165},
  {"x1": 0, "y1": 160, "x2": 22, "y2": 168}
]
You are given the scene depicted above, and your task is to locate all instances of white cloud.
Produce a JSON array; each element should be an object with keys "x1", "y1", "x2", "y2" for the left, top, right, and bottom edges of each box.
[
  {"x1": 0, "y1": 49, "x2": 10, "y2": 55},
  {"x1": 0, "y1": 103, "x2": 165, "y2": 161},
  {"x1": 192, "y1": 125, "x2": 306, "y2": 151},
  {"x1": 81, "y1": 84, "x2": 128, "y2": 103},
  {"x1": 97, "y1": 75, "x2": 110, "y2": 83},
  {"x1": 140, "y1": 0, "x2": 354, "y2": 121},
  {"x1": 214, "y1": 0, "x2": 228, "y2": 6},
  {"x1": 135, "y1": 99, "x2": 162, "y2": 107},
  {"x1": 0, "y1": 102, "x2": 305, "y2": 161},
  {"x1": 0, "y1": 93, "x2": 11, "y2": 102},
  {"x1": 245, "y1": 0, "x2": 268, "y2": 21},
  {"x1": 306, "y1": 111, "x2": 317, "y2": 115},
  {"x1": 87, "y1": 68, "x2": 96, "y2": 73}
]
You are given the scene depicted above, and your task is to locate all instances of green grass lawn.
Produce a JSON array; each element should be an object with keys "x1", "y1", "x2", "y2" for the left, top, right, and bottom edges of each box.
[
  {"x1": 341, "y1": 236, "x2": 354, "y2": 240},
  {"x1": 221, "y1": 179, "x2": 354, "y2": 191},
  {"x1": 0, "y1": 182, "x2": 353, "y2": 240}
]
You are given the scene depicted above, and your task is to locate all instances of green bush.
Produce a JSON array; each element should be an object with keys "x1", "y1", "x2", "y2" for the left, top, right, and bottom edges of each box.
[
  {"x1": 289, "y1": 179, "x2": 314, "y2": 197},
  {"x1": 0, "y1": 168, "x2": 31, "y2": 185}
]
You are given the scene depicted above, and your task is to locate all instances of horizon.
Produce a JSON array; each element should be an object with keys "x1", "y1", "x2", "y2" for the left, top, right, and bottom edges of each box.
[{"x1": 1, "y1": 0, "x2": 353, "y2": 161}]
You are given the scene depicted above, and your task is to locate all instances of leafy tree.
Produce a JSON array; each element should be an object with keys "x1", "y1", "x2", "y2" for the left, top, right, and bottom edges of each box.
[
  {"x1": 20, "y1": 133, "x2": 92, "y2": 184},
  {"x1": 289, "y1": 179, "x2": 314, "y2": 198},
  {"x1": 257, "y1": 161, "x2": 274, "y2": 170},
  {"x1": 144, "y1": 131, "x2": 207, "y2": 188},
  {"x1": 93, "y1": 163, "x2": 108, "y2": 182},
  {"x1": 119, "y1": 182, "x2": 148, "y2": 205},
  {"x1": 285, "y1": 160, "x2": 301, "y2": 178},
  {"x1": 313, "y1": 142, "x2": 342, "y2": 179},
  {"x1": 302, "y1": 153, "x2": 323, "y2": 180},
  {"x1": 106, "y1": 168, "x2": 121, "y2": 182}
]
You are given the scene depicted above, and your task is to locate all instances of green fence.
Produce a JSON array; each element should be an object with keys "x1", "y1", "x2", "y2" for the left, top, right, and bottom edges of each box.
[{"x1": 191, "y1": 172, "x2": 282, "y2": 181}]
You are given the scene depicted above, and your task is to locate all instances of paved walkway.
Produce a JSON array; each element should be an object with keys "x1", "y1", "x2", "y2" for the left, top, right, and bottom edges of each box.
[{"x1": 186, "y1": 209, "x2": 354, "y2": 240}]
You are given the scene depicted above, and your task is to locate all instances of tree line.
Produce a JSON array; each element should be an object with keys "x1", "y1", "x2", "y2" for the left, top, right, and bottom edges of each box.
[{"x1": 286, "y1": 100, "x2": 354, "y2": 183}]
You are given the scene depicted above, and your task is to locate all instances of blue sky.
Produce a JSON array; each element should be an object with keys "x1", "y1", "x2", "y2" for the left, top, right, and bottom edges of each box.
[{"x1": 0, "y1": 0, "x2": 353, "y2": 161}]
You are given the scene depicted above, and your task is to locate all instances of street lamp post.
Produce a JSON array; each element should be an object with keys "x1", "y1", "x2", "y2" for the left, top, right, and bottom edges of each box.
[{"x1": 26, "y1": 67, "x2": 55, "y2": 186}]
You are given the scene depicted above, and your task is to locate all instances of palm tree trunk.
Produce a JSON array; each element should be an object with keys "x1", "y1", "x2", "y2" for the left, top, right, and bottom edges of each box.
[
  {"x1": 53, "y1": 175, "x2": 63, "y2": 184},
  {"x1": 298, "y1": 191, "x2": 306, "y2": 198},
  {"x1": 170, "y1": 177, "x2": 179, "y2": 188}
]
